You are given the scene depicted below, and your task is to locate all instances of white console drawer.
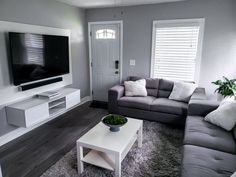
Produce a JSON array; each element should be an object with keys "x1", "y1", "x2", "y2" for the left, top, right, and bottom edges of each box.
[
  {"x1": 25, "y1": 103, "x2": 49, "y2": 127},
  {"x1": 66, "y1": 90, "x2": 80, "y2": 109},
  {"x1": 6, "y1": 102, "x2": 49, "y2": 128}
]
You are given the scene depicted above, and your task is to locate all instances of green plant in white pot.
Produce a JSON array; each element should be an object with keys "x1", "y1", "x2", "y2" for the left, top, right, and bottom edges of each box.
[{"x1": 212, "y1": 76, "x2": 236, "y2": 101}]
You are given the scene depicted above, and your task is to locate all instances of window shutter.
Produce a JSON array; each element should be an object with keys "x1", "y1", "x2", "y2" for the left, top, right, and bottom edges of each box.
[{"x1": 152, "y1": 23, "x2": 201, "y2": 81}]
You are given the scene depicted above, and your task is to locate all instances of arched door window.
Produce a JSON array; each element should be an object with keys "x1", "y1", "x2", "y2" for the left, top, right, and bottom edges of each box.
[{"x1": 96, "y1": 29, "x2": 116, "y2": 39}]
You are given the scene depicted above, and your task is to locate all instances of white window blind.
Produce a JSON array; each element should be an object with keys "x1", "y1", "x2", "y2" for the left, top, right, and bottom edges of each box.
[{"x1": 152, "y1": 20, "x2": 203, "y2": 81}]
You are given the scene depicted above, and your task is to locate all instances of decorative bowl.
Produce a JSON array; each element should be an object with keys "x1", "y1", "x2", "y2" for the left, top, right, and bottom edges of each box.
[{"x1": 102, "y1": 114, "x2": 128, "y2": 132}]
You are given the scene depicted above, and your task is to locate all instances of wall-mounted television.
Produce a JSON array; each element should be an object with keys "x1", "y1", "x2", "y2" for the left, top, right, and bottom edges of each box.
[{"x1": 9, "y1": 32, "x2": 70, "y2": 86}]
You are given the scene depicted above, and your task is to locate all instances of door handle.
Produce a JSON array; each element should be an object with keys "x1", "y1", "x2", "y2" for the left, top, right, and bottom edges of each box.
[{"x1": 115, "y1": 60, "x2": 119, "y2": 69}]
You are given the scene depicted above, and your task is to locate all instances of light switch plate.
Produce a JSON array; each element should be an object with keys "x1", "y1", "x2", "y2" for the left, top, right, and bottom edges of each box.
[{"x1": 130, "y1": 60, "x2": 136, "y2": 66}]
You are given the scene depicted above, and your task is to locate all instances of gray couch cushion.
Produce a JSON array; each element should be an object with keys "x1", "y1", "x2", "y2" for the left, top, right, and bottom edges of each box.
[
  {"x1": 118, "y1": 96, "x2": 156, "y2": 110},
  {"x1": 146, "y1": 78, "x2": 159, "y2": 97},
  {"x1": 181, "y1": 145, "x2": 236, "y2": 177},
  {"x1": 188, "y1": 100, "x2": 219, "y2": 116},
  {"x1": 128, "y1": 76, "x2": 142, "y2": 81},
  {"x1": 158, "y1": 79, "x2": 174, "y2": 98},
  {"x1": 150, "y1": 98, "x2": 188, "y2": 115},
  {"x1": 184, "y1": 116, "x2": 236, "y2": 154},
  {"x1": 190, "y1": 87, "x2": 206, "y2": 100}
]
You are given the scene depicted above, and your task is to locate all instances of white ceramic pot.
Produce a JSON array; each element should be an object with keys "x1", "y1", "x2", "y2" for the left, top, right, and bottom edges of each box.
[{"x1": 217, "y1": 94, "x2": 224, "y2": 102}]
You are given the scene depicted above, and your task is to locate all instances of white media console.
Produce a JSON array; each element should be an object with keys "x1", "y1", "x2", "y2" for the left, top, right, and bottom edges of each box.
[{"x1": 6, "y1": 88, "x2": 80, "y2": 128}]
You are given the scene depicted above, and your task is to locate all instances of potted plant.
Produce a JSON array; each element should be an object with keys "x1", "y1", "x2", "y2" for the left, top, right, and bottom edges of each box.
[
  {"x1": 212, "y1": 76, "x2": 236, "y2": 101},
  {"x1": 102, "y1": 114, "x2": 128, "y2": 132}
]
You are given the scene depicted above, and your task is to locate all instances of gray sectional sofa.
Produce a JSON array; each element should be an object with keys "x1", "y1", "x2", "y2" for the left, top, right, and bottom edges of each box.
[
  {"x1": 181, "y1": 100, "x2": 236, "y2": 177},
  {"x1": 108, "y1": 77, "x2": 205, "y2": 125},
  {"x1": 109, "y1": 77, "x2": 236, "y2": 176}
]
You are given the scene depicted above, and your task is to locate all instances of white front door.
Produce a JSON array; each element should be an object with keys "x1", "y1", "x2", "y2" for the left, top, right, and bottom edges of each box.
[{"x1": 90, "y1": 22, "x2": 121, "y2": 102}]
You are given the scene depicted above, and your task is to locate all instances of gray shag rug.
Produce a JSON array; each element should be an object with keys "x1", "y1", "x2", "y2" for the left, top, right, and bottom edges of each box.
[{"x1": 41, "y1": 121, "x2": 184, "y2": 177}]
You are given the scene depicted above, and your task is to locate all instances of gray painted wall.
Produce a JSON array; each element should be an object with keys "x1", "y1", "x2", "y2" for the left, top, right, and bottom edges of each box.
[
  {"x1": 0, "y1": 0, "x2": 89, "y2": 136},
  {"x1": 86, "y1": 0, "x2": 236, "y2": 97}
]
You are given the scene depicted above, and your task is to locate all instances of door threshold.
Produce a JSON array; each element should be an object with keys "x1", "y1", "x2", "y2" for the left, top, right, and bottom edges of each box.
[{"x1": 90, "y1": 100, "x2": 108, "y2": 109}]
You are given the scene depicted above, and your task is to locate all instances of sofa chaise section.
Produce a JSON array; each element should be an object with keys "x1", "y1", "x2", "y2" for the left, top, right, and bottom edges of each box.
[
  {"x1": 181, "y1": 145, "x2": 236, "y2": 177},
  {"x1": 181, "y1": 100, "x2": 236, "y2": 177},
  {"x1": 184, "y1": 115, "x2": 236, "y2": 154}
]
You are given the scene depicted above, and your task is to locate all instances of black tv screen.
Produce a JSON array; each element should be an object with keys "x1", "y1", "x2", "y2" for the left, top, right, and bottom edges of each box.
[{"x1": 9, "y1": 32, "x2": 70, "y2": 85}]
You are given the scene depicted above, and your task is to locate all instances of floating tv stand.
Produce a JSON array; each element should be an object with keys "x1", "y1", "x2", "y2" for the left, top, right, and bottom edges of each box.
[{"x1": 6, "y1": 88, "x2": 80, "y2": 128}]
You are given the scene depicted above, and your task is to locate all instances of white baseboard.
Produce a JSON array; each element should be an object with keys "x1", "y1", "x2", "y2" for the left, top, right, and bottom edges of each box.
[
  {"x1": 0, "y1": 96, "x2": 91, "y2": 147},
  {"x1": 80, "y1": 96, "x2": 92, "y2": 103}
]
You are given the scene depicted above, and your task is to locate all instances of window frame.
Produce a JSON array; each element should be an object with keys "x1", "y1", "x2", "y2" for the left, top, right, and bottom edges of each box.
[{"x1": 150, "y1": 18, "x2": 205, "y2": 83}]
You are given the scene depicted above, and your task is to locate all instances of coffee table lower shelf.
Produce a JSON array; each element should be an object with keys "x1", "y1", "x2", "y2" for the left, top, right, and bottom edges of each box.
[
  {"x1": 82, "y1": 150, "x2": 115, "y2": 171},
  {"x1": 82, "y1": 135, "x2": 137, "y2": 172}
]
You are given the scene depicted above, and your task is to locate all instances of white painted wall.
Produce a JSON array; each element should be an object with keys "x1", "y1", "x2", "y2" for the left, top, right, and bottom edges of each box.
[{"x1": 86, "y1": 0, "x2": 236, "y2": 98}]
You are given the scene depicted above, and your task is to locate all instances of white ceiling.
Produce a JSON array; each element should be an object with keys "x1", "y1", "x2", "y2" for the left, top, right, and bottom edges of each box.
[{"x1": 57, "y1": 0, "x2": 185, "y2": 9}]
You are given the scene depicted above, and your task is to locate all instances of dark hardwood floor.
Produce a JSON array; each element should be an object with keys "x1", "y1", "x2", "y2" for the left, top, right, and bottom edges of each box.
[{"x1": 0, "y1": 102, "x2": 108, "y2": 177}]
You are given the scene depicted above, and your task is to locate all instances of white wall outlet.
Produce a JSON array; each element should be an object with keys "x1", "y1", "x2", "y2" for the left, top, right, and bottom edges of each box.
[{"x1": 130, "y1": 60, "x2": 136, "y2": 66}]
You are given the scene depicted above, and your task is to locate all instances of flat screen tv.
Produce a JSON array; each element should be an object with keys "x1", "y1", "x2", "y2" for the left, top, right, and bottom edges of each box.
[{"x1": 9, "y1": 32, "x2": 70, "y2": 86}]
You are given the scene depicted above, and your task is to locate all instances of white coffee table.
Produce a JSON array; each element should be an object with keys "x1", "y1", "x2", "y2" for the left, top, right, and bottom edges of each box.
[{"x1": 76, "y1": 117, "x2": 143, "y2": 177}]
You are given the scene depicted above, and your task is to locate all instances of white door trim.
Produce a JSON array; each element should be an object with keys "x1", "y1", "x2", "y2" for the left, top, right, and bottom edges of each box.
[{"x1": 88, "y1": 21, "x2": 123, "y2": 99}]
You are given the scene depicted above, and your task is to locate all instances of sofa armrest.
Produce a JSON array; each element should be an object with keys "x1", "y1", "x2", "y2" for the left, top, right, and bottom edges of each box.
[
  {"x1": 188, "y1": 100, "x2": 219, "y2": 116},
  {"x1": 108, "y1": 85, "x2": 124, "y2": 113},
  {"x1": 190, "y1": 87, "x2": 207, "y2": 101}
]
